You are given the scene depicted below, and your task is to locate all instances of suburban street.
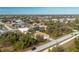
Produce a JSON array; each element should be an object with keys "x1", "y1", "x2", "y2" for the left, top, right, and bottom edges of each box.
[
  {"x1": 0, "y1": 21, "x2": 79, "y2": 52},
  {"x1": 28, "y1": 31, "x2": 79, "y2": 52},
  {"x1": 0, "y1": 22, "x2": 12, "y2": 30}
]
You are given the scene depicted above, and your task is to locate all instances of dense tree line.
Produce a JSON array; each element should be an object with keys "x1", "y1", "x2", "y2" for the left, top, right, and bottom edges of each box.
[
  {"x1": 0, "y1": 31, "x2": 38, "y2": 51},
  {"x1": 45, "y1": 21, "x2": 73, "y2": 38}
]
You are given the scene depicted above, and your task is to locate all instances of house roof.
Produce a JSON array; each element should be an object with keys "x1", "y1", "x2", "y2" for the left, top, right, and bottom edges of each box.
[
  {"x1": 18, "y1": 27, "x2": 29, "y2": 32},
  {"x1": 34, "y1": 32, "x2": 49, "y2": 37}
]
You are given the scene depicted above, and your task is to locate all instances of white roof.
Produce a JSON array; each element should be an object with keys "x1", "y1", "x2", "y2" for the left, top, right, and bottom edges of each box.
[
  {"x1": 66, "y1": 18, "x2": 75, "y2": 21},
  {"x1": 52, "y1": 19, "x2": 58, "y2": 21},
  {"x1": 18, "y1": 27, "x2": 29, "y2": 32}
]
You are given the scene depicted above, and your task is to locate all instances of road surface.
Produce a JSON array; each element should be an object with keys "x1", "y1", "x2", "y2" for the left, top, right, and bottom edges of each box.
[
  {"x1": 28, "y1": 31, "x2": 79, "y2": 52},
  {"x1": 0, "y1": 22, "x2": 12, "y2": 30}
]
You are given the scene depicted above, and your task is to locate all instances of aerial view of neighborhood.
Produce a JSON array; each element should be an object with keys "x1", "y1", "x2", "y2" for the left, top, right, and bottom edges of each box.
[{"x1": 0, "y1": 7, "x2": 79, "y2": 52}]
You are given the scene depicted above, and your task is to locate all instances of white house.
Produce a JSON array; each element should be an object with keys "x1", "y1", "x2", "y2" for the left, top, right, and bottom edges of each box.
[
  {"x1": 66, "y1": 18, "x2": 76, "y2": 21},
  {"x1": 18, "y1": 27, "x2": 29, "y2": 33},
  {"x1": 52, "y1": 19, "x2": 58, "y2": 23},
  {"x1": 59, "y1": 18, "x2": 64, "y2": 23}
]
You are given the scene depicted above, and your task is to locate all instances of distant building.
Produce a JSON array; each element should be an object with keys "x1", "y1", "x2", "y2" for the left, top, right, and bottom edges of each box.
[
  {"x1": 18, "y1": 27, "x2": 29, "y2": 34},
  {"x1": 65, "y1": 18, "x2": 76, "y2": 23},
  {"x1": 11, "y1": 19, "x2": 26, "y2": 28},
  {"x1": 52, "y1": 19, "x2": 58, "y2": 23},
  {"x1": 59, "y1": 18, "x2": 64, "y2": 23},
  {"x1": 52, "y1": 19, "x2": 58, "y2": 21},
  {"x1": 32, "y1": 23, "x2": 47, "y2": 30},
  {"x1": 66, "y1": 18, "x2": 75, "y2": 21}
]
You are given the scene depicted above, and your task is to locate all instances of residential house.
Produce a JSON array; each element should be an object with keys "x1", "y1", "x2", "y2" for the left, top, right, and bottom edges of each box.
[
  {"x1": 18, "y1": 27, "x2": 29, "y2": 34},
  {"x1": 32, "y1": 23, "x2": 47, "y2": 31},
  {"x1": 52, "y1": 19, "x2": 58, "y2": 23},
  {"x1": 33, "y1": 31, "x2": 49, "y2": 41}
]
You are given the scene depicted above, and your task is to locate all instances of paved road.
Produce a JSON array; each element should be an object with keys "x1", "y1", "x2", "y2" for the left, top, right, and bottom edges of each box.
[
  {"x1": 28, "y1": 31, "x2": 79, "y2": 52},
  {"x1": 0, "y1": 22, "x2": 12, "y2": 30}
]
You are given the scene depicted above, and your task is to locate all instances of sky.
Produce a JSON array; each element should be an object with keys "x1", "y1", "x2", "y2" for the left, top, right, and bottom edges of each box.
[{"x1": 0, "y1": 7, "x2": 79, "y2": 15}]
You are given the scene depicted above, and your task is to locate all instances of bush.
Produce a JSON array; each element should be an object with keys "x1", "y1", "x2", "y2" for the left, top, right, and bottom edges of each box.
[
  {"x1": 48, "y1": 46, "x2": 64, "y2": 52},
  {"x1": 0, "y1": 32, "x2": 38, "y2": 51}
]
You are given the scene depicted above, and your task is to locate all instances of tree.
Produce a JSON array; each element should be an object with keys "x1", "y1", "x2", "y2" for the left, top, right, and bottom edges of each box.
[{"x1": 0, "y1": 31, "x2": 38, "y2": 51}]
